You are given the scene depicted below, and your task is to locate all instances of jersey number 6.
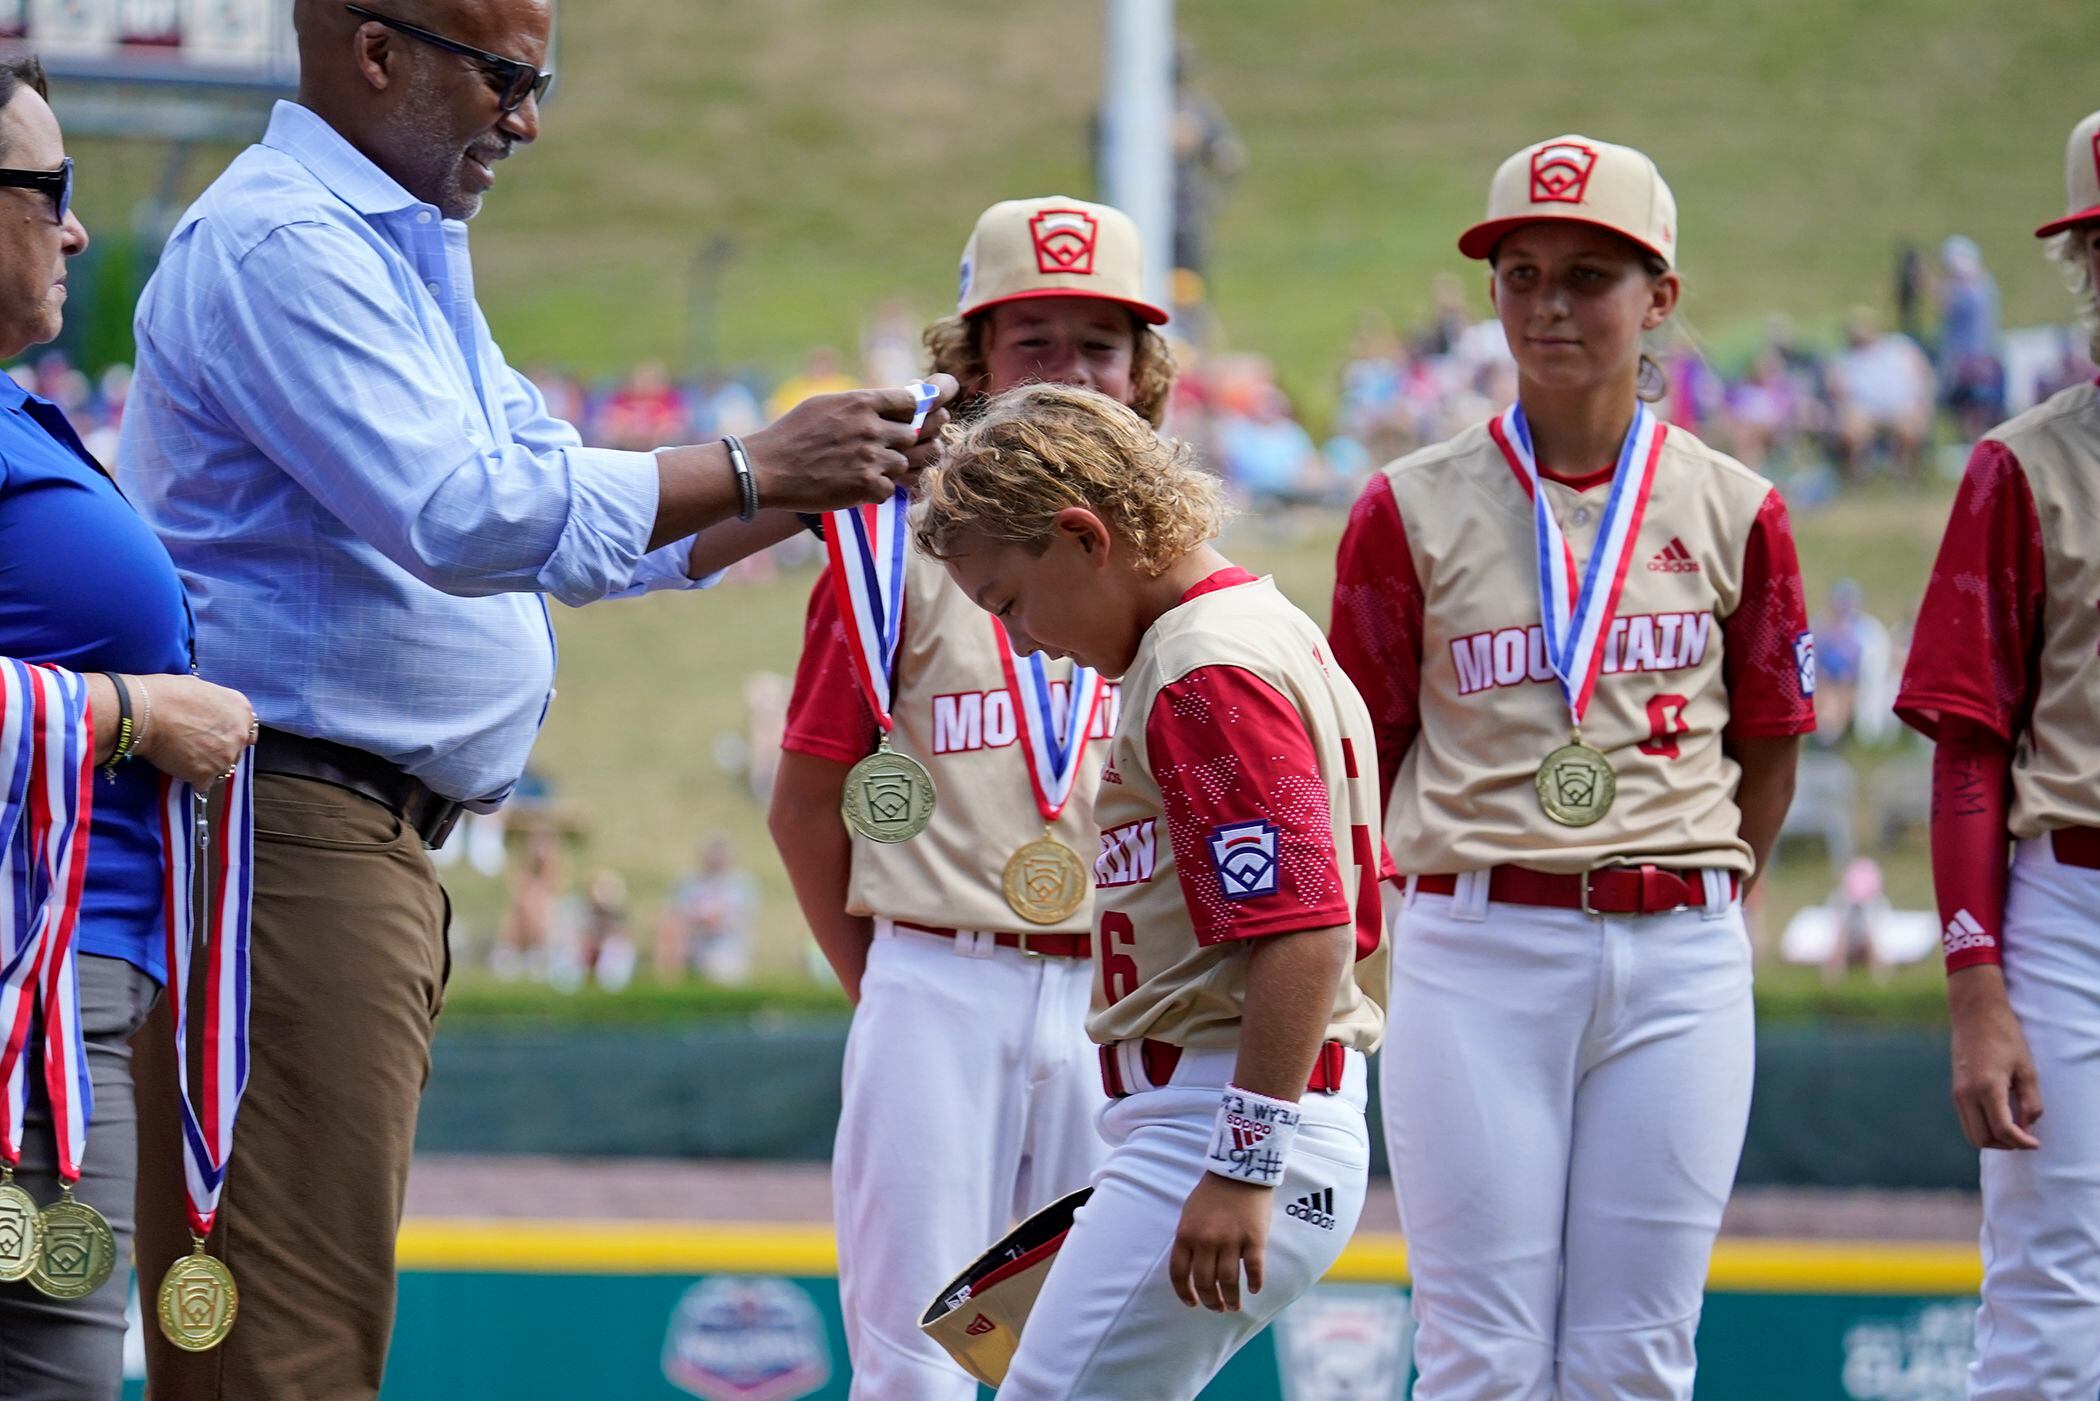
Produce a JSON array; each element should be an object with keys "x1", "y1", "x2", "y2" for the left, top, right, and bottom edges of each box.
[{"x1": 1100, "y1": 912, "x2": 1140, "y2": 1006}]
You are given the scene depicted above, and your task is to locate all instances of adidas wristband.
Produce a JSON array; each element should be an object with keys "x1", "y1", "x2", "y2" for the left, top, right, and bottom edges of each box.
[{"x1": 1204, "y1": 1085, "x2": 1302, "y2": 1188}]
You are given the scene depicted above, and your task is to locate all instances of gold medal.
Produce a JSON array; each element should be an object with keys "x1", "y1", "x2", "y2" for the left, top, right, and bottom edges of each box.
[
  {"x1": 841, "y1": 738, "x2": 937, "y2": 844},
  {"x1": 30, "y1": 1190, "x2": 116, "y2": 1300},
  {"x1": 0, "y1": 1170, "x2": 40, "y2": 1283},
  {"x1": 1003, "y1": 836, "x2": 1090, "y2": 926},
  {"x1": 1536, "y1": 737, "x2": 1617, "y2": 827},
  {"x1": 158, "y1": 1237, "x2": 239, "y2": 1351}
]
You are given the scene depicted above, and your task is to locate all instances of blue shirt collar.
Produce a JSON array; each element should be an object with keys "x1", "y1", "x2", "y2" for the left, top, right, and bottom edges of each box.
[
  {"x1": 260, "y1": 100, "x2": 436, "y2": 221},
  {"x1": 0, "y1": 375, "x2": 29, "y2": 412}
]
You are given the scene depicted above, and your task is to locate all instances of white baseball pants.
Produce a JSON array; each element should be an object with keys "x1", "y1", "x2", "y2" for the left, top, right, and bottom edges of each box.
[
  {"x1": 1382, "y1": 874, "x2": 1754, "y2": 1401},
  {"x1": 999, "y1": 1047, "x2": 1372, "y2": 1401},
  {"x1": 1970, "y1": 837, "x2": 2100, "y2": 1400},
  {"x1": 833, "y1": 920, "x2": 1106, "y2": 1401}
]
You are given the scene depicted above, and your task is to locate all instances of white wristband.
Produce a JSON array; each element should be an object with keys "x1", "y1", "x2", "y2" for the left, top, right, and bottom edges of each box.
[{"x1": 1204, "y1": 1085, "x2": 1302, "y2": 1187}]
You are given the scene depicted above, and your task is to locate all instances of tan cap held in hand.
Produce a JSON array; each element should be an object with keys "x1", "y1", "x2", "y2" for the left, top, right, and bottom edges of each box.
[
  {"x1": 1459, "y1": 135, "x2": 1677, "y2": 269},
  {"x1": 2036, "y1": 110, "x2": 2100, "y2": 239},
  {"x1": 957, "y1": 196, "x2": 1169, "y2": 325}
]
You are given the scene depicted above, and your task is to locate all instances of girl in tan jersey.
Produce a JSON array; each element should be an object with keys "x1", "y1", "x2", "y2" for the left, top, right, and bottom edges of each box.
[
  {"x1": 1895, "y1": 109, "x2": 2100, "y2": 1400},
  {"x1": 1330, "y1": 137, "x2": 1814, "y2": 1401},
  {"x1": 765, "y1": 197, "x2": 1173, "y2": 1401},
  {"x1": 916, "y1": 383, "x2": 1387, "y2": 1401}
]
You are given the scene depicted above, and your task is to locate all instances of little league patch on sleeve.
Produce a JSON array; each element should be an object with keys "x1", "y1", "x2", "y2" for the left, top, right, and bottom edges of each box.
[
  {"x1": 1207, "y1": 820, "x2": 1281, "y2": 900},
  {"x1": 1795, "y1": 630, "x2": 1817, "y2": 698}
]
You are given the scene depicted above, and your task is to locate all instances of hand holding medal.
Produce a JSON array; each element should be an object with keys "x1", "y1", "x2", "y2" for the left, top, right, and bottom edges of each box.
[
  {"x1": 1489, "y1": 401, "x2": 1666, "y2": 827},
  {"x1": 830, "y1": 382, "x2": 943, "y2": 844},
  {"x1": 994, "y1": 623, "x2": 1107, "y2": 925}
]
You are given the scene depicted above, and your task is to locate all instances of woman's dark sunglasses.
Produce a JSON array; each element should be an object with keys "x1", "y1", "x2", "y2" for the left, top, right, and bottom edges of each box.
[
  {"x1": 0, "y1": 157, "x2": 71, "y2": 223},
  {"x1": 343, "y1": 4, "x2": 554, "y2": 113}
]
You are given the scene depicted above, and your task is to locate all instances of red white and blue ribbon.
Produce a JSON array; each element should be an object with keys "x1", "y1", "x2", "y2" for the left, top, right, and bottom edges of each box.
[
  {"x1": 1488, "y1": 401, "x2": 1666, "y2": 726},
  {"x1": 0, "y1": 659, "x2": 51, "y2": 1171},
  {"x1": 824, "y1": 380, "x2": 941, "y2": 731},
  {"x1": 157, "y1": 756, "x2": 254, "y2": 1237},
  {"x1": 993, "y1": 624, "x2": 1106, "y2": 823},
  {"x1": 22, "y1": 666, "x2": 94, "y2": 1185}
]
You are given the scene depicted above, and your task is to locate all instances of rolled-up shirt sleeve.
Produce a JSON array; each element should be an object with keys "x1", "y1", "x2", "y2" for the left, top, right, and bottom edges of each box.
[{"x1": 200, "y1": 220, "x2": 664, "y2": 605}]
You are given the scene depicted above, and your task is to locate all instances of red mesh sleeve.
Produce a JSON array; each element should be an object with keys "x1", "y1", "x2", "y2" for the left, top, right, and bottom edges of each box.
[
  {"x1": 1895, "y1": 440, "x2": 2044, "y2": 742},
  {"x1": 1329, "y1": 475, "x2": 1423, "y2": 811},
  {"x1": 1146, "y1": 665, "x2": 1352, "y2": 946},
  {"x1": 781, "y1": 567, "x2": 879, "y2": 764},
  {"x1": 1930, "y1": 714, "x2": 2011, "y2": 971},
  {"x1": 1722, "y1": 489, "x2": 1817, "y2": 739}
]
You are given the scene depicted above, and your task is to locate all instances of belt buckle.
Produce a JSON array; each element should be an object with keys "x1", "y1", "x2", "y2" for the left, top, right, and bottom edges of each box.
[{"x1": 1580, "y1": 857, "x2": 1632, "y2": 918}]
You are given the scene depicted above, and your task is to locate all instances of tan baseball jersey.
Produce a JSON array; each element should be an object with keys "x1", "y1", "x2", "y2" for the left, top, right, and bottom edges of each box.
[
  {"x1": 1331, "y1": 418, "x2": 1816, "y2": 877},
  {"x1": 783, "y1": 547, "x2": 1119, "y2": 935},
  {"x1": 1087, "y1": 569, "x2": 1388, "y2": 1054},
  {"x1": 1897, "y1": 380, "x2": 2100, "y2": 838}
]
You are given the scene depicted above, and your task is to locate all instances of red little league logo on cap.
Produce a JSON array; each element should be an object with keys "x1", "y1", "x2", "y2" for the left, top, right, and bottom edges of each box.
[
  {"x1": 1029, "y1": 208, "x2": 1100, "y2": 276},
  {"x1": 1530, "y1": 141, "x2": 1599, "y2": 205}
]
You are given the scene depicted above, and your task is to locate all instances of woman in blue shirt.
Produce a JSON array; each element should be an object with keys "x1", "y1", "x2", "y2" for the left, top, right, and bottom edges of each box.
[{"x1": 0, "y1": 56, "x2": 255, "y2": 1398}]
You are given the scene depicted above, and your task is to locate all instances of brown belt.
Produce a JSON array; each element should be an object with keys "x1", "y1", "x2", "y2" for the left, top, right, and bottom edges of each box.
[
  {"x1": 1413, "y1": 863, "x2": 1737, "y2": 917},
  {"x1": 891, "y1": 919, "x2": 1091, "y2": 959},
  {"x1": 254, "y1": 727, "x2": 465, "y2": 851}
]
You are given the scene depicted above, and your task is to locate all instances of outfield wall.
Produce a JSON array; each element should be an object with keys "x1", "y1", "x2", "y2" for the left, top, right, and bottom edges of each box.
[{"x1": 120, "y1": 1224, "x2": 1982, "y2": 1400}]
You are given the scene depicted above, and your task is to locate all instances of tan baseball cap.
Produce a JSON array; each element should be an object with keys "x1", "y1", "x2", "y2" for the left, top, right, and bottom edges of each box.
[
  {"x1": 1458, "y1": 135, "x2": 1678, "y2": 268},
  {"x1": 957, "y1": 196, "x2": 1169, "y2": 325},
  {"x1": 2035, "y1": 110, "x2": 2100, "y2": 238}
]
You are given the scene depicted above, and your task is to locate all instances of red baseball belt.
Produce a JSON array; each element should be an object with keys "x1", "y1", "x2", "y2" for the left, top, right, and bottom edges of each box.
[
  {"x1": 891, "y1": 919, "x2": 1090, "y2": 959},
  {"x1": 1412, "y1": 864, "x2": 1738, "y2": 917},
  {"x1": 1099, "y1": 1039, "x2": 1347, "y2": 1101},
  {"x1": 2051, "y1": 828, "x2": 2100, "y2": 870}
]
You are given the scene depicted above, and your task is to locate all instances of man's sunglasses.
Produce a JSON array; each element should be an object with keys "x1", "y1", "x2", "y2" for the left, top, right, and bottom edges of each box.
[
  {"x1": 344, "y1": 4, "x2": 554, "y2": 114},
  {"x1": 0, "y1": 157, "x2": 72, "y2": 224}
]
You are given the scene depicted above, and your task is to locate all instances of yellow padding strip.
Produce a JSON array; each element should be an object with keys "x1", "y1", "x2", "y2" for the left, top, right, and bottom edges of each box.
[{"x1": 396, "y1": 1222, "x2": 1982, "y2": 1295}]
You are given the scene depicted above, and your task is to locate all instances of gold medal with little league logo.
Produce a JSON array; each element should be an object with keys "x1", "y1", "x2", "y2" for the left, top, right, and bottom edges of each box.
[
  {"x1": 842, "y1": 739, "x2": 937, "y2": 844},
  {"x1": 159, "y1": 1237, "x2": 239, "y2": 1352},
  {"x1": 30, "y1": 1189, "x2": 116, "y2": 1300},
  {"x1": 1536, "y1": 735, "x2": 1617, "y2": 827},
  {"x1": 991, "y1": 618, "x2": 1110, "y2": 926},
  {"x1": 1004, "y1": 835, "x2": 1090, "y2": 925},
  {"x1": 1488, "y1": 399, "x2": 1665, "y2": 829},
  {"x1": 0, "y1": 1170, "x2": 41, "y2": 1282},
  {"x1": 826, "y1": 382, "x2": 945, "y2": 846}
]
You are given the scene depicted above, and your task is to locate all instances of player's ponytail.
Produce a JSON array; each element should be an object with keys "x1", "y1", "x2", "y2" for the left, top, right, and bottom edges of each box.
[{"x1": 2045, "y1": 229, "x2": 2100, "y2": 362}]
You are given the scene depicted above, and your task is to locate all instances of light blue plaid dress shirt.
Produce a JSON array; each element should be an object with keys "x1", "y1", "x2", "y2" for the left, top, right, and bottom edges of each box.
[{"x1": 119, "y1": 102, "x2": 711, "y2": 804}]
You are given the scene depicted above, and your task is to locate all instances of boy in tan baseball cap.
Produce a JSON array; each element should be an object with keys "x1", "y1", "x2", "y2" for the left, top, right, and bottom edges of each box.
[{"x1": 769, "y1": 195, "x2": 1177, "y2": 1401}]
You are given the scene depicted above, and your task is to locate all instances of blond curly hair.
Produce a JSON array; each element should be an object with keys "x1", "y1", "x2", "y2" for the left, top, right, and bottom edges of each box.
[
  {"x1": 923, "y1": 310, "x2": 1177, "y2": 427},
  {"x1": 2047, "y1": 228, "x2": 2100, "y2": 361},
  {"x1": 914, "y1": 383, "x2": 1228, "y2": 578}
]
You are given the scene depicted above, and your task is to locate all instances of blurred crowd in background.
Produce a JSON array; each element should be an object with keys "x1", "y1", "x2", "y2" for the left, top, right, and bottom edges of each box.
[{"x1": 19, "y1": 227, "x2": 2083, "y2": 994}]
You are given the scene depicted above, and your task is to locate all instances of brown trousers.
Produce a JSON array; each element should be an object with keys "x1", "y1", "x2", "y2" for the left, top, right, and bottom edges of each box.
[{"x1": 133, "y1": 774, "x2": 449, "y2": 1401}]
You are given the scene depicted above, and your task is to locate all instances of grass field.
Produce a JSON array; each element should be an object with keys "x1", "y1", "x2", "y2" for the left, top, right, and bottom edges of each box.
[
  {"x1": 435, "y1": 474, "x2": 1958, "y2": 1011},
  {"x1": 61, "y1": 0, "x2": 2100, "y2": 425}
]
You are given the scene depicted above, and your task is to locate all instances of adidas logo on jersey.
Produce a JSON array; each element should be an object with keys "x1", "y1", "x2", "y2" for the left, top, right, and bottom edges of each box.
[
  {"x1": 1943, "y1": 909, "x2": 1997, "y2": 956},
  {"x1": 1286, "y1": 1187, "x2": 1337, "y2": 1231},
  {"x1": 1647, "y1": 537, "x2": 1700, "y2": 573}
]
